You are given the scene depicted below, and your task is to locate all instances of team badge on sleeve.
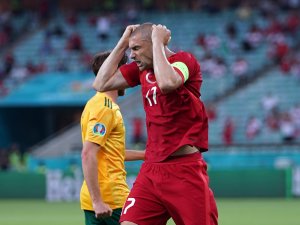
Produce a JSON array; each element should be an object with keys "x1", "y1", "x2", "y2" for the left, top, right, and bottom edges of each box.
[{"x1": 93, "y1": 123, "x2": 106, "y2": 136}]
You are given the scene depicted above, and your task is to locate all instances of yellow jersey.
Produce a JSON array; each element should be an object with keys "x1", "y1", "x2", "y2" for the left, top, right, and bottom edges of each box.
[{"x1": 80, "y1": 92, "x2": 130, "y2": 210}]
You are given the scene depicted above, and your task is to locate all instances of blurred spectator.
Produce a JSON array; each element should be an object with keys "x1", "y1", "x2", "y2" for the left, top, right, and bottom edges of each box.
[
  {"x1": 210, "y1": 57, "x2": 226, "y2": 79},
  {"x1": 225, "y1": 24, "x2": 239, "y2": 53},
  {"x1": 65, "y1": 10, "x2": 78, "y2": 26},
  {"x1": 39, "y1": 33, "x2": 54, "y2": 55},
  {"x1": 246, "y1": 115, "x2": 262, "y2": 140},
  {"x1": 261, "y1": 92, "x2": 279, "y2": 114},
  {"x1": 3, "y1": 52, "x2": 15, "y2": 77},
  {"x1": 290, "y1": 103, "x2": 300, "y2": 135},
  {"x1": 205, "y1": 32, "x2": 221, "y2": 51},
  {"x1": 80, "y1": 50, "x2": 93, "y2": 72},
  {"x1": 36, "y1": 61, "x2": 48, "y2": 73},
  {"x1": 265, "y1": 16, "x2": 283, "y2": 36},
  {"x1": 227, "y1": 35, "x2": 240, "y2": 53},
  {"x1": 66, "y1": 32, "x2": 83, "y2": 51},
  {"x1": 49, "y1": 24, "x2": 65, "y2": 37},
  {"x1": 131, "y1": 117, "x2": 145, "y2": 146},
  {"x1": 273, "y1": 38, "x2": 289, "y2": 64},
  {"x1": 291, "y1": 55, "x2": 300, "y2": 81},
  {"x1": 244, "y1": 24, "x2": 263, "y2": 49},
  {"x1": 280, "y1": 112, "x2": 296, "y2": 143},
  {"x1": 0, "y1": 27, "x2": 9, "y2": 48},
  {"x1": 259, "y1": 0, "x2": 278, "y2": 17},
  {"x1": 96, "y1": 15, "x2": 111, "y2": 40},
  {"x1": 0, "y1": 80, "x2": 8, "y2": 96},
  {"x1": 280, "y1": 54, "x2": 293, "y2": 74},
  {"x1": 9, "y1": 64, "x2": 29, "y2": 84},
  {"x1": 124, "y1": 3, "x2": 139, "y2": 24},
  {"x1": 231, "y1": 57, "x2": 249, "y2": 85},
  {"x1": 222, "y1": 117, "x2": 235, "y2": 145},
  {"x1": 88, "y1": 15, "x2": 97, "y2": 26},
  {"x1": 25, "y1": 60, "x2": 47, "y2": 75},
  {"x1": 201, "y1": 54, "x2": 227, "y2": 78},
  {"x1": 206, "y1": 103, "x2": 217, "y2": 121},
  {"x1": 196, "y1": 32, "x2": 221, "y2": 52},
  {"x1": 266, "y1": 110, "x2": 281, "y2": 131},
  {"x1": 2, "y1": 20, "x2": 13, "y2": 43},
  {"x1": 225, "y1": 22, "x2": 237, "y2": 40},
  {"x1": 25, "y1": 60, "x2": 38, "y2": 74},
  {"x1": 285, "y1": 10, "x2": 300, "y2": 34},
  {"x1": 241, "y1": 38, "x2": 253, "y2": 52},
  {"x1": 196, "y1": 33, "x2": 206, "y2": 49}
]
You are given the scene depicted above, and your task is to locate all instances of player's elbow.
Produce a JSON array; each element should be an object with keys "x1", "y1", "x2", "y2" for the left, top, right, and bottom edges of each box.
[
  {"x1": 81, "y1": 148, "x2": 88, "y2": 162},
  {"x1": 92, "y1": 80, "x2": 105, "y2": 92},
  {"x1": 157, "y1": 81, "x2": 179, "y2": 94},
  {"x1": 159, "y1": 85, "x2": 174, "y2": 94},
  {"x1": 157, "y1": 74, "x2": 182, "y2": 94},
  {"x1": 81, "y1": 147, "x2": 91, "y2": 164}
]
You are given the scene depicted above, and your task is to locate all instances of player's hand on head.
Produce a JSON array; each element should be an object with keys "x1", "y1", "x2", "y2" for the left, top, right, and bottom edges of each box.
[
  {"x1": 152, "y1": 24, "x2": 171, "y2": 46},
  {"x1": 119, "y1": 24, "x2": 140, "y2": 47},
  {"x1": 124, "y1": 24, "x2": 139, "y2": 36}
]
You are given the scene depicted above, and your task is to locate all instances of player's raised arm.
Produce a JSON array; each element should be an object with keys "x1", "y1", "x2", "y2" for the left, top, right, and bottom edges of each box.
[
  {"x1": 152, "y1": 24, "x2": 183, "y2": 94},
  {"x1": 93, "y1": 25, "x2": 139, "y2": 92}
]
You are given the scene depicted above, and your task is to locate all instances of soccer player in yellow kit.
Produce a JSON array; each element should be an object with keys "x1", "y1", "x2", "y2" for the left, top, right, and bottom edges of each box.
[{"x1": 80, "y1": 51, "x2": 145, "y2": 225}]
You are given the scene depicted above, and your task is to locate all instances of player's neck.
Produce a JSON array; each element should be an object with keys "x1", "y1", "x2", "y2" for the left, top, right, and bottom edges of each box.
[{"x1": 105, "y1": 91, "x2": 118, "y2": 103}]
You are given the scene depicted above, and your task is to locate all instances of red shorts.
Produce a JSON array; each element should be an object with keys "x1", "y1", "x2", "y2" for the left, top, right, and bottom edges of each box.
[{"x1": 120, "y1": 152, "x2": 218, "y2": 225}]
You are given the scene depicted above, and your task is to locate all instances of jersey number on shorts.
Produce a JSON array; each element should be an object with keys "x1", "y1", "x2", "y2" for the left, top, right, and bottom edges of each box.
[
  {"x1": 122, "y1": 198, "x2": 136, "y2": 215},
  {"x1": 145, "y1": 86, "x2": 157, "y2": 106}
]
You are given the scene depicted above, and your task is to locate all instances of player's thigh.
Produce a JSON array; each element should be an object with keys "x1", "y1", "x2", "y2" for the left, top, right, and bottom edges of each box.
[
  {"x1": 84, "y1": 209, "x2": 122, "y2": 225},
  {"x1": 120, "y1": 195, "x2": 169, "y2": 225},
  {"x1": 120, "y1": 171, "x2": 170, "y2": 225},
  {"x1": 164, "y1": 161, "x2": 212, "y2": 225}
]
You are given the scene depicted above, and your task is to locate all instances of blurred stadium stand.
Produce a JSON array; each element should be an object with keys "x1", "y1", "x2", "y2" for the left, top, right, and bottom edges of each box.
[
  {"x1": 209, "y1": 68, "x2": 300, "y2": 144},
  {"x1": 0, "y1": 0, "x2": 300, "y2": 198}
]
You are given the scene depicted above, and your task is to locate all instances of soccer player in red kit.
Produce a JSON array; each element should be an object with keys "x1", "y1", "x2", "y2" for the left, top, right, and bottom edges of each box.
[{"x1": 93, "y1": 23, "x2": 218, "y2": 225}]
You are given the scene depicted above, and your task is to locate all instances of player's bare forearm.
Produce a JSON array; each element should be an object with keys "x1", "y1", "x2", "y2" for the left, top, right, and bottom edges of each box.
[
  {"x1": 93, "y1": 43, "x2": 127, "y2": 92},
  {"x1": 81, "y1": 142, "x2": 103, "y2": 206},
  {"x1": 152, "y1": 25, "x2": 182, "y2": 93},
  {"x1": 93, "y1": 25, "x2": 138, "y2": 92},
  {"x1": 152, "y1": 41, "x2": 180, "y2": 93},
  {"x1": 125, "y1": 150, "x2": 145, "y2": 161}
]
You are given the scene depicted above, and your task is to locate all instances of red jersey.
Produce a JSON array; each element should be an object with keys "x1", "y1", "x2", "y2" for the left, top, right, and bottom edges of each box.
[{"x1": 120, "y1": 51, "x2": 208, "y2": 162}]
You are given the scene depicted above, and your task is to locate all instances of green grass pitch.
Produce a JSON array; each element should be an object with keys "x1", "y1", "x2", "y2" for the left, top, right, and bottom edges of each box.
[{"x1": 0, "y1": 198, "x2": 299, "y2": 225}]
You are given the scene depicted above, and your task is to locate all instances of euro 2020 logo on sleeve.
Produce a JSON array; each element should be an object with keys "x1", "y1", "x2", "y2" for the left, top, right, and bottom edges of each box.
[{"x1": 93, "y1": 123, "x2": 106, "y2": 136}]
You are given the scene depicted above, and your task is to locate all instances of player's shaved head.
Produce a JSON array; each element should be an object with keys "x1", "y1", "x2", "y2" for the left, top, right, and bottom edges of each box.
[{"x1": 131, "y1": 22, "x2": 153, "y2": 41}]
